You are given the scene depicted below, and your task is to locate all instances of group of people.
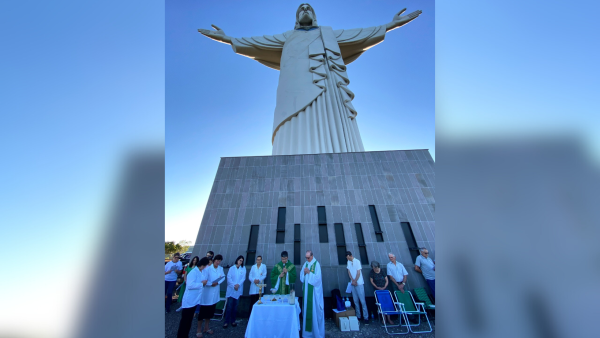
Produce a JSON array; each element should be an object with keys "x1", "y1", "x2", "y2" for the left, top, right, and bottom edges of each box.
[
  {"x1": 165, "y1": 251, "x2": 227, "y2": 337},
  {"x1": 347, "y1": 248, "x2": 435, "y2": 325},
  {"x1": 165, "y1": 247, "x2": 434, "y2": 338},
  {"x1": 166, "y1": 249, "x2": 325, "y2": 338}
]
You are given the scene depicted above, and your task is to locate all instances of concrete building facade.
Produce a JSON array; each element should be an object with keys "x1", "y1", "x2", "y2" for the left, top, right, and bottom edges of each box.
[{"x1": 191, "y1": 149, "x2": 435, "y2": 310}]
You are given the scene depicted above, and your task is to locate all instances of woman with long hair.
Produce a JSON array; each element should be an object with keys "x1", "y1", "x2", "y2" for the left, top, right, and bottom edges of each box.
[
  {"x1": 223, "y1": 255, "x2": 246, "y2": 328},
  {"x1": 176, "y1": 256, "x2": 200, "y2": 312},
  {"x1": 176, "y1": 257, "x2": 210, "y2": 338}
]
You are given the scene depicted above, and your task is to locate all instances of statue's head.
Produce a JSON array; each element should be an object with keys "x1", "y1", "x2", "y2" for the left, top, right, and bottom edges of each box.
[{"x1": 295, "y1": 3, "x2": 318, "y2": 30}]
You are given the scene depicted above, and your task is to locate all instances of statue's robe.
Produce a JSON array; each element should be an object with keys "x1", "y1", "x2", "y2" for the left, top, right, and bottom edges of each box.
[
  {"x1": 230, "y1": 25, "x2": 387, "y2": 155},
  {"x1": 269, "y1": 261, "x2": 297, "y2": 295},
  {"x1": 300, "y1": 259, "x2": 325, "y2": 338}
]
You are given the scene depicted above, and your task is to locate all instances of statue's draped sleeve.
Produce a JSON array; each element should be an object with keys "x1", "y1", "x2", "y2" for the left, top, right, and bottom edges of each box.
[
  {"x1": 230, "y1": 31, "x2": 293, "y2": 70},
  {"x1": 333, "y1": 25, "x2": 387, "y2": 65}
]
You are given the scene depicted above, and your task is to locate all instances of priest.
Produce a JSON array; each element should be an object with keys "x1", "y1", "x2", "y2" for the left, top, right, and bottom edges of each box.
[
  {"x1": 270, "y1": 251, "x2": 297, "y2": 295},
  {"x1": 300, "y1": 250, "x2": 324, "y2": 338}
]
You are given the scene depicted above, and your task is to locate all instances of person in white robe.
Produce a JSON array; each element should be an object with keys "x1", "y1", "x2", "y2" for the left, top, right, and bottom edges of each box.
[
  {"x1": 198, "y1": 3, "x2": 423, "y2": 155},
  {"x1": 248, "y1": 255, "x2": 267, "y2": 314},
  {"x1": 224, "y1": 255, "x2": 247, "y2": 328},
  {"x1": 197, "y1": 254, "x2": 226, "y2": 335},
  {"x1": 299, "y1": 250, "x2": 325, "y2": 338},
  {"x1": 176, "y1": 257, "x2": 210, "y2": 338}
]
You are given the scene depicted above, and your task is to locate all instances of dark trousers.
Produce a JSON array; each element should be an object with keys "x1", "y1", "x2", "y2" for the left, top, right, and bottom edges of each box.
[
  {"x1": 224, "y1": 297, "x2": 239, "y2": 324},
  {"x1": 249, "y1": 294, "x2": 260, "y2": 315},
  {"x1": 426, "y1": 279, "x2": 435, "y2": 299},
  {"x1": 165, "y1": 280, "x2": 176, "y2": 311},
  {"x1": 176, "y1": 306, "x2": 196, "y2": 338}
]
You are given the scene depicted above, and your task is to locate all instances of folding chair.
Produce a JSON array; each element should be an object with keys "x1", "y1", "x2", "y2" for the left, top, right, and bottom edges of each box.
[
  {"x1": 413, "y1": 287, "x2": 435, "y2": 312},
  {"x1": 211, "y1": 291, "x2": 228, "y2": 321},
  {"x1": 394, "y1": 290, "x2": 432, "y2": 333},
  {"x1": 374, "y1": 290, "x2": 409, "y2": 335}
]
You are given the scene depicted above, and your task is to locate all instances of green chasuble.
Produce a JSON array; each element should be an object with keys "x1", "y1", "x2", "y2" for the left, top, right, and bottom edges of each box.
[
  {"x1": 302, "y1": 259, "x2": 317, "y2": 332},
  {"x1": 270, "y1": 261, "x2": 297, "y2": 295}
]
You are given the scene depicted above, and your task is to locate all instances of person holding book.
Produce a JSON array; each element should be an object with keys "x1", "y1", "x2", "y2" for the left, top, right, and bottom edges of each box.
[
  {"x1": 346, "y1": 251, "x2": 368, "y2": 323},
  {"x1": 197, "y1": 254, "x2": 225, "y2": 335},
  {"x1": 176, "y1": 257, "x2": 209, "y2": 338},
  {"x1": 195, "y1": 250, "x2": 215, "y2": 317}
]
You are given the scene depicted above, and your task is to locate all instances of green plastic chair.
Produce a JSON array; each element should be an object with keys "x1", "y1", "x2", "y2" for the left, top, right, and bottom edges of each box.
[
  {"x1": 394, "y1": 290, "x2": 432, "y2": 333},
  {"x1": 211, "y1": 291, "x2": 228, "y2": 321},
  {"x1": 413, "y1": 287, "x2": 435, "y2": 311}
]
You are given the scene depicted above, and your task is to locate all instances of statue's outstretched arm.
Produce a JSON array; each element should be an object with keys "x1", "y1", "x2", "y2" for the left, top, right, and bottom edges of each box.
[
  {"x1": 198, "y1": 24, "x2": 286, "y2": 70},
  {"x1": 386, "y1": 8, "x2": 422, "y2": 32},
  {"x1": 198, "y1": 24, "x2": 232, "y2": 44}
]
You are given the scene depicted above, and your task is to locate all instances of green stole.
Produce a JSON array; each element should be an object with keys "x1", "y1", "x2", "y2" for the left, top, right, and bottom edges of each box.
[
  {"x1": 272, "y1": 261, "x2": 293, "y2": 295},
  {"x1": 302, "y1": 260, "x2": 317, "y2": 332}
]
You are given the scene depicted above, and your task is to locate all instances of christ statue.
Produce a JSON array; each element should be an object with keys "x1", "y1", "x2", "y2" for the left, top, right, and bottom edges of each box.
[{"x1": 199, "y1": 3, "x2": 422, "y2": 156}]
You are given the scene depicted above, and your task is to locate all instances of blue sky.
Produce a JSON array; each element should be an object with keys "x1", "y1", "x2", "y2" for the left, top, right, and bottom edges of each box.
[
  {"x1": 1, "y1": 1, "x2": 598, "y2": 337},
  {"x1": 165, "y1": 0, "x2": 435, "y2": 242},
  {"x1": 0, "y1": 1, "x2": 164, "y2": 336},
  {"x1": 436, "y1": 0, "x2": 599, "y2": 148}
]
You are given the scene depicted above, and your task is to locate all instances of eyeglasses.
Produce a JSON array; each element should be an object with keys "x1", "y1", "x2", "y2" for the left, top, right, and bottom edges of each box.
[
  {"x1": 423, "y1": 252, "x2": 429, "y2": 255},
  {"x1": 305, "y1": 256, "x2": 311, "y2": 259}
]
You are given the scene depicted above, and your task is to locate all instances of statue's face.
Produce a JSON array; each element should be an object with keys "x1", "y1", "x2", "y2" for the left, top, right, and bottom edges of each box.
[{"x1": 296, "y1": 4, "x2": 316, "y2": 26}]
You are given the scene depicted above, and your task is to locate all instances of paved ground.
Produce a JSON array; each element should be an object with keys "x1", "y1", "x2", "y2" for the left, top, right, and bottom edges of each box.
[{"x1": 165, "y1": 310, "x2": 435, "y2": 338}]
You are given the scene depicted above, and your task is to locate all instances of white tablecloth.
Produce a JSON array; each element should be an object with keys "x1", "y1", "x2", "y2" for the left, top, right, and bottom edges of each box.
[{"x1": 245, "y1": 297, "x2": 301, "y2": 338}]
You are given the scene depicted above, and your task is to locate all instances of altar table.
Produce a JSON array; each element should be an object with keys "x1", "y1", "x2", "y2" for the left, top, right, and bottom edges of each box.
[{"x1": 245, "y1": 297, "x2": 301, "y2": 338}]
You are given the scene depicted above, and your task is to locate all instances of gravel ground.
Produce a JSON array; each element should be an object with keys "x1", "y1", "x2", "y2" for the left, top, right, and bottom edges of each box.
[{"x1": 165, "y1": 311, "x2": 435, "y2": 338}]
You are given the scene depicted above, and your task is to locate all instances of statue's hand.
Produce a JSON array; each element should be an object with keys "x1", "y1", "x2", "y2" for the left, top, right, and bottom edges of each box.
[
  {"x1": 392, "y1": 8, "x2": 422, "y2": 28},
  {"x1": 198, "y1": 24, "x2": 231, "y2": 43}
]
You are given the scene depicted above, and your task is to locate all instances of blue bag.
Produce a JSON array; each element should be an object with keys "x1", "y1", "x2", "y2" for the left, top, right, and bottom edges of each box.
[{"x1": 335, "y1": 294, "x2": 346, "y2": 311}]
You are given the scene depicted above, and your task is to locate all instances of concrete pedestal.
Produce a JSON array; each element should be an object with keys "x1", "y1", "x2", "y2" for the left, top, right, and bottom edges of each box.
[{"x1": 192, "y1": 150, "x2": 435, "y2": 302}]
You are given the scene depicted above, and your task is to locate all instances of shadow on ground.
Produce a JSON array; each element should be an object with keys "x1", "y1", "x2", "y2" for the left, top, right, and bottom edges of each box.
[{"x1": 165, "y1": 311, "x2": 435, "y2": 337}]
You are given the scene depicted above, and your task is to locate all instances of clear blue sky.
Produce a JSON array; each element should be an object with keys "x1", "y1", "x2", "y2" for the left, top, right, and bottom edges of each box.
[
  {"x1": 0, "y1": 1, "x2": 164, "y2": 336},
  {"x1": 165, "y1": 0, "x2": 435, "y2": 242}
]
